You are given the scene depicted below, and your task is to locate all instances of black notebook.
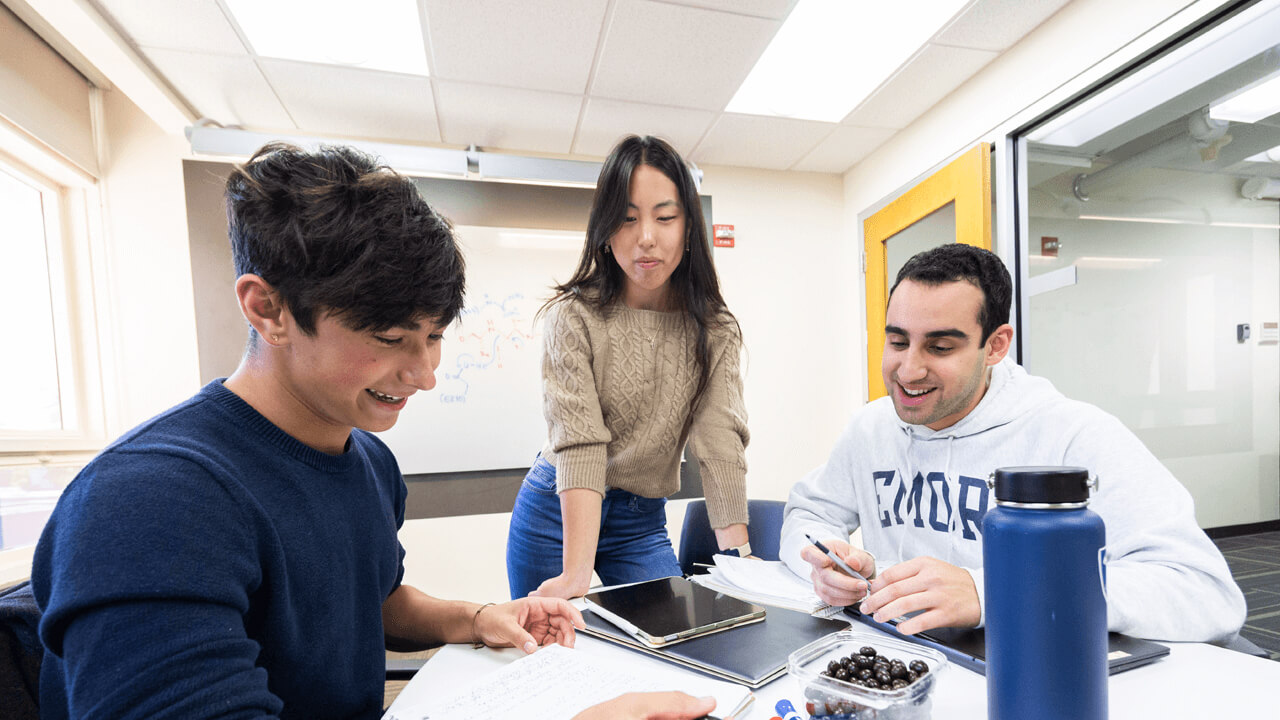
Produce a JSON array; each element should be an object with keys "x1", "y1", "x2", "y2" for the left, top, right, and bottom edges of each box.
[
  {"x1": 582, "y1": 602, "x2": 850, "y2": 688},
  {"x1": 582, "y1": 577, "x2": 766, "y2": 647},
  {"x1": 844, "y1": 608, "x2": 1170, "y2": 675}
]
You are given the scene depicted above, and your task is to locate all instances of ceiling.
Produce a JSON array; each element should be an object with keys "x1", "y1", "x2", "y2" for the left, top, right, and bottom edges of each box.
[{"x1": 87, "y1": 0, "x2": 1072, "y2": 174}]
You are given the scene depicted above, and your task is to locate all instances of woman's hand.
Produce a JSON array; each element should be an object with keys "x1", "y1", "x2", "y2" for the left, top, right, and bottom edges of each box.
[
  {"x1": 529, "y1": 571, "x2": 592, "y2": 600},
  {"x1": 473, "y1": 596, "x2": 585, "y2": 653}
]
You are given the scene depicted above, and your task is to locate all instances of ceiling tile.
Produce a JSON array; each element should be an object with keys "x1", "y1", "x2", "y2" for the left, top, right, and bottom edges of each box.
[
  {"x1": 792, "y1": 125, "x2": 897, "y2": 173},
  {"x1": 435, "y1": 81, "x2": 582, "y2": 154},
  {"x1": 424, "y1": 0, "x2": 607, "y2": 93},
  {"x1": 934, "y1": 0, "x2": 1072, "y2": 52},
  {"x1": 592, "y1": 0, "x2": 780, "y2": 111},
  {"x1": 141, "y1": 47, "x2": 294, "y2": 129},
  {"x1": 691, "y1": 114, "x2": 833, "y2": 170},
  {"x1": 843, "y1": 44, "x2": 997, "y2": 130},
  {"x1": 574, "y1": 99, "x2": 714, "y2": 157},
  {"x1": 260, "y1": 60, "x2": 440, "y2": 143},
  {"x1": 95, "y1": 0, "x2": 246, "y2": 54},
  {"x1": 660, "y1": 0, "x2": 797, "y2": 19}
]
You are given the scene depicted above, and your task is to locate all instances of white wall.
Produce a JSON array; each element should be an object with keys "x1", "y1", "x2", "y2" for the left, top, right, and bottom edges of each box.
[
  {"x1": 700, "y1": 165, "x2": 856, "y2": 499},
  {"x1": 96, "y1": 87, "x2": 201, "y2": 434},
  {"x1": 400, "y1": 164, "x2": 854, "y2": 602}
]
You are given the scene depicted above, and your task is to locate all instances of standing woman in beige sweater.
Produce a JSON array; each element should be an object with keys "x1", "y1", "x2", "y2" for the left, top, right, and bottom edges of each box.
[{"x1": 506, "y1": 135, "x2": 752, "y2": 600}]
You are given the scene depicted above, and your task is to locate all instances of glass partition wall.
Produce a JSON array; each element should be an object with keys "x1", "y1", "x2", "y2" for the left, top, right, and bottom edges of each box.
[{"x1": 1017, "y1": 1, "x2": 1280, "y2": 529}]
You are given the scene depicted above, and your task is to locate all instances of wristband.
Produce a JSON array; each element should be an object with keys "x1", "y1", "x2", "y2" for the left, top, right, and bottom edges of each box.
[{"x1": 471, "y1": 602, "x2": 496, "y2": 649}]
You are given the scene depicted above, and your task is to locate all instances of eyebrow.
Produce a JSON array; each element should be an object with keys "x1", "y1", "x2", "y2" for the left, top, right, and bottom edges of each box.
[
  {"x1": 884, "y1": 325, "x2": 970, "y2": 340},
  {"x1": 627, "y1": 199, "x2": 680, "y2": 210}
]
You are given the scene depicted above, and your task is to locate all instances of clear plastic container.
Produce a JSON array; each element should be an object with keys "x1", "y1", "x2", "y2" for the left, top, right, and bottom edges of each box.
[{"x1": 787, "y1": 630, "x2": 948, "y2": 719}]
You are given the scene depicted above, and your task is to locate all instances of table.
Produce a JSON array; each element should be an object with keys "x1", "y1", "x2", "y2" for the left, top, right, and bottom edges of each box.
[{"x1": 389, "y1": 627, "x2": 1280, "y2": 719}]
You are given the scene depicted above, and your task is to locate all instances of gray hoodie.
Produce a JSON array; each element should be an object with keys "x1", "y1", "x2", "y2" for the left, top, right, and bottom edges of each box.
[{"x1": 781, "y1": 357, "x2": 1246, "y2": 643}]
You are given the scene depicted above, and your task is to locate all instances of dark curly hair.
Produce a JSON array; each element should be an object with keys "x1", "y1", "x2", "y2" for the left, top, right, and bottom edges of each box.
[
  {"x1": 545, "y1": 135, "x2": 738, "y2": 441},
  {"x1": 890, "y1": 243, "x2": 1011, "y2": 343},
  {"x1": 225, "y1": 142, "x2": 465, "y2": 342}
]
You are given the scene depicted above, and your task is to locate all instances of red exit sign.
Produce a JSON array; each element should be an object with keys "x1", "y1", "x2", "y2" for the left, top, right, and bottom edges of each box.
[{"x1": 712, "y1": 224, "x2": 735, "y2": 248}]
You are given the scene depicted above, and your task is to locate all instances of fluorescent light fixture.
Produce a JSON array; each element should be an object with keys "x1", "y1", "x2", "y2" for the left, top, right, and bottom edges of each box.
[
  {"x1": 1027, "y1": 1, "x2": 1280, "y2": 147},
  {"x1": 726, "y1": 0, "x2": 969, "y2": 122},
  {"x1": 187, "y1": 126, "x2": 467, "y2": 178},
  {"x1": 1078, "y1": 214, "x2": 1194, "y2": 225},
  {"x1": 1210, "y1": 221, "x2": 1280, "y2": 229},
  {"x1": 1210, "y1": 72, "x2": 1280, "y2": 123},
  {"x1": 1075, "y1": 256, "x2": 1162, "y2": 269},
  {"x1": 1244, "y1": 144, "x2": 1280, "y2": 163},
  {"x1": 224, "y1": 0, "x2": 428, "y2": 75},
  {"x1": 476, "y1": 154, "x2": 601, "y2": 187},
  {"x1": 1074, "y1": 214, "x2": 1279, "y2": 229}
]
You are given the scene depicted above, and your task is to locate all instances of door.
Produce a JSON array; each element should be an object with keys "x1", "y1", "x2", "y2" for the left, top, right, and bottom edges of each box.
[{"x1": 863, "y1": 143, "x2": 992, "y2": 400}]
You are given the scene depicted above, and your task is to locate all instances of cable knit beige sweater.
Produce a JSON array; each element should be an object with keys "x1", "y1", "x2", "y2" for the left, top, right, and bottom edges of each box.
[{"x1": 539, "y1": 297, "x2": 749, "y2": 529}]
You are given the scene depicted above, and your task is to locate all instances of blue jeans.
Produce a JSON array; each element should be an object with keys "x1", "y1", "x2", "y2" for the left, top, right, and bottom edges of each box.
[{"x1": 506, "y1": 456, "x2": 683, "y2": 599}]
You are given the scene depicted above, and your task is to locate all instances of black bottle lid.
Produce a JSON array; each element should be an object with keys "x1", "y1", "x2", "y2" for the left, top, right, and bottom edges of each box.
[{"x1": 992, "y1": 466, "x2": 1092, "y2": 504}]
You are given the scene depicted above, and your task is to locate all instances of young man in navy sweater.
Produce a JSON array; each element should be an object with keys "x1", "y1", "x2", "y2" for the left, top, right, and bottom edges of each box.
[{"x1": 32, "y1": 143, "x2": 716, "y2": 720}]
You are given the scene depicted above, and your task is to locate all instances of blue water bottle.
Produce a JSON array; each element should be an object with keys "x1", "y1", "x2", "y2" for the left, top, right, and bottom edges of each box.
[{"x1": 983, "y1": 466, "x2": 1107, "y2": 720}]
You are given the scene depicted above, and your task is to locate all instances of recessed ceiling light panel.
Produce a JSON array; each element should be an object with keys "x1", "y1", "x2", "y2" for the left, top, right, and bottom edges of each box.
[
  {"x1": 225, "y1": 0, "x2": 429, "y2": 76},
  {"x1": 726, "y1": 0, "x2": 969, "y2": 123}
]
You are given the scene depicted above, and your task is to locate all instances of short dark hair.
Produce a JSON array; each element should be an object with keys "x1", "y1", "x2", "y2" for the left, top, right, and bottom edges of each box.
[
  {"x1": 225, "y1": 142, "x2": 465, "y2": 339},
  {"x1": 889, "y1": 243, "x2": 1011, "y2": 343}
]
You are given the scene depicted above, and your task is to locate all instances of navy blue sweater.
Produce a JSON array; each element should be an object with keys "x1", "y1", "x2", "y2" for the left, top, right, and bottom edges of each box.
[{"x1": 33, "y1": 380, "x2": 407, "y2": 719}]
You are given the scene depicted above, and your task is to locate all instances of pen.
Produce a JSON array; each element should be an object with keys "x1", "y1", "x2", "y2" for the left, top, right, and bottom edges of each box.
[{"x1": 804, "y1": 533, "x2": 868, "y2": 584}]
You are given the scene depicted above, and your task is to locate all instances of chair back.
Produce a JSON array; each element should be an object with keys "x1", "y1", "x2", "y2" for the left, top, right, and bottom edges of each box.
[
  {"x1": 1, "y1": 580, "x2": 41, "y2": 719},
  {"x1": 677, "y1": 499, "x2": 786, "y2": 576}
]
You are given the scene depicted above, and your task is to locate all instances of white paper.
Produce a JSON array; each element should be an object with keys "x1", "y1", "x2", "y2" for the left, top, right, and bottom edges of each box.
[
  {"x1": 691, "y1": 557, "x2": 831, "y2": 614},
  {"x1": 385, "y1": 644, "x2": 750, "y2": 720}
]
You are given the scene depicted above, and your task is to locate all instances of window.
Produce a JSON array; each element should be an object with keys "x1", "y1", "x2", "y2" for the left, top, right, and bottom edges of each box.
[
  {"x1": 1015, "y1": 1, "x2": 1280, "y2": 529},
  {"x1": 0, "y1": 149, "x2": 104, "y2": 453},
  {"x1": 1, "y1": 164, "x2": 73, "y2": 432},
  {"x1": 0, "y1": 129, "x2": 107, "y2": 569}
]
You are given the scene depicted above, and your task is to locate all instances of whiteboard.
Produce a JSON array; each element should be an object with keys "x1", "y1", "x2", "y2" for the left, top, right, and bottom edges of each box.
[{"x1": 376, "y1": 225, "x2": 584, "y2": 474}]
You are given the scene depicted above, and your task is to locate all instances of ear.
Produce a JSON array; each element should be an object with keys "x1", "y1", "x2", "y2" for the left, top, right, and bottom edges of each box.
[
  {"x1": 984, "y1": 323, "x2": 1014, "y2": 367},
  {"x1": 236, "y1": 274, "x2": 289, "y2": 346}
]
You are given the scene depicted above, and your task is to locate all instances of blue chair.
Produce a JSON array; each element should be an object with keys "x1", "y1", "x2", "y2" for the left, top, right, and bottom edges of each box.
[{"x1": 677, "y1": 499, "x2": 786, "y2": 576}]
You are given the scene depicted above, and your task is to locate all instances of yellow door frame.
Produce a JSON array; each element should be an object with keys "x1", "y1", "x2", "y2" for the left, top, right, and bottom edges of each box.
[{"x1": 863, "y1": 143, "x2": 992, "y2": 401}]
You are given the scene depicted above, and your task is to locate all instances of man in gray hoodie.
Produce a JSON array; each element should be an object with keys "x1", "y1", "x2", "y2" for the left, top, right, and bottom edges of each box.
[{"x1": 781, "y1": 243, "x2": 1245, "y2": 643}]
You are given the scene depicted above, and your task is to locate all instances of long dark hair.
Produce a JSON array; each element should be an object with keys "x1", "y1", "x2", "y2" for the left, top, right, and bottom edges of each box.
[{"x1": 544, "y1": 135, "x2": 739, "y2": 441}]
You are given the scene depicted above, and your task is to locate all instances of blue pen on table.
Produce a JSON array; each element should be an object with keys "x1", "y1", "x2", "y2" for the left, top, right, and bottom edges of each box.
[
  {"x1": 804, "y1": 533, "x2": 868, "y2": 584},
  {"x1": 774, "y1": 699, "x2": 803, "y2": 720}
]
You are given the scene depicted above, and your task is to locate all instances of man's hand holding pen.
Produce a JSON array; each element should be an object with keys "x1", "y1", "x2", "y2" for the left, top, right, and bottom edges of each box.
[{"x1": 800, "y1": 536, "x2": 877, "y2": 608}]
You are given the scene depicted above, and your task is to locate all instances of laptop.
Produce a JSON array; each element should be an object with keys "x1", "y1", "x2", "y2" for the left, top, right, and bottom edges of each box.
[{"x1": 844, "y1": 607, "x2": 1170, "y2": 675}]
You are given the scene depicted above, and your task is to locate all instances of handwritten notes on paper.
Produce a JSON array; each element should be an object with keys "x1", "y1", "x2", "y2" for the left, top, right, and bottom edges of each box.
[{"x1": 386, "y1": 644, "x2": 750, "y2": 720}]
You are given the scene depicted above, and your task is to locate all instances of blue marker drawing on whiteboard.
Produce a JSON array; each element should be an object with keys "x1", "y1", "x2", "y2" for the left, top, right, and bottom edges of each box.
[{"x1": 439, "y1": 293, "x2": 537, "y2": 404}]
